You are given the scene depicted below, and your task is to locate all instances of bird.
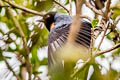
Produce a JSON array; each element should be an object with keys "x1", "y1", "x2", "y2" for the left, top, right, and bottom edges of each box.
[{"x1": 43, "y1": 12, "x2": 92, "y2": 75}]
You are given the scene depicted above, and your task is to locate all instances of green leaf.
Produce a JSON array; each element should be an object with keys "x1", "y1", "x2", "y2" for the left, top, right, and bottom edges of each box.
[
  {"x1": 31, "y1": 45, "x2": 39, "y2": 64},
  {"x1": 104, "y1": 68, "x2": 119, "y2": 80},
  {"x1": 92, "y1": 19, "x2": 99, "y2": 28},
  {"x1": 74, "y1": 65, "x2": 90, "y2": 80},
  {"x1": 40, "y1": 58, "x2": 48, "y2": 65},
  {"x1": 57, "y1": 7, "x2": 68, "y2": 13},
  {"x1": 18, "y1": 15, "x2": 30, "y2": 40},
  {"x1": 0, "y1": 53, "x2": 3, "y2": 61},
  {"x1": 65, "y1": 0, "x2": 75, "y2": 5},
  {"x1": 31, "y1": 45, "x2": 40, "y2": 73},
  {"x1": 34, "y1": 0, "x2": 53, "y2": 12},
  {"x1": 90, "y1": 63, "x2": 104, "y2": 80},
  {"x1": 112, "y1": 7, "x2": 120, "y2": 20},
  {"x1": 31, "y1": 27, "x2": 48, "y2": 48}
]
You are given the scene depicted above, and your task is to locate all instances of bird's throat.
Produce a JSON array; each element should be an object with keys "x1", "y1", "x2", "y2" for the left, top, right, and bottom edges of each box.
[{"x1": 50, "y1": 23, "x2": 55, "y2": 30}]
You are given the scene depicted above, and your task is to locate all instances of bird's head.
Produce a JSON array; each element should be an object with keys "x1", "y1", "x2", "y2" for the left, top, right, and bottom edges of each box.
[{"x1": 43, "y1": 12, "x2": 57, "y2": 31}]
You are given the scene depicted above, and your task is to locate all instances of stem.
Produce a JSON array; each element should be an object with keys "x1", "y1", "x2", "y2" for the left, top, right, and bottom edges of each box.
[
  {"x1": 4, "y1": 0, "x2": 44, "y2": 16},
  {"x1": 53, "y1": 0, "x2": 69, "y2": 13}
]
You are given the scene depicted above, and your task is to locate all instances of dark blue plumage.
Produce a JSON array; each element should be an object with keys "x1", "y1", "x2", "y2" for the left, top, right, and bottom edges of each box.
[{"x1": 43, "y1": 12, "x2": 92, "y2": 69}]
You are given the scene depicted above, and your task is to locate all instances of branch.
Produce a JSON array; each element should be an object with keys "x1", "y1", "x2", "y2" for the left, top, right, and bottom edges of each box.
[
  {"x1": 67, "y1": 0, "x2": 85, "y2": 43},
  {"x1": 85, "y1": 1, "x2": 103, "y2": 15},
  {"x1": 97, "y1": 21, "x2": 110, "y2": 49},
  {"x1": 4, "y1": 0, "x2": 44, "y2": 16},
  {"x1": 0, "y1": 5, "x2": 10, "y2": 7},
  {"x1": 96, "y1": 0, "x2": 111, "y2": 49},
  {"x1": 69, "y1": 0, "x2": 72, "y2": 15},
  {"x1": 104, "y1": 0, "x2": 111, "y2": 16},
  {"x1": 53, "y1": 0, "x2": 69, "y2": 13},
  {"x1": 0, "y1": 52, "x2": 21, "y2": 80},
  {"x1": 95, "y1": 43, "x2": 120, "y2": 56},
  {"x1": 114, "y1": 16, "x2": 120, "y2": 25},
  {"x1": 79, "y1": 15, "x2": 92, "y2": 22}
]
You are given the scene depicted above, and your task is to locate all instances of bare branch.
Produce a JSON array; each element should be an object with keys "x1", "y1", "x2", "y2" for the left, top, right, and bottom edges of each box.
[
  {"x1": 104, "y1": 0, "x2": 111, "y2": 16},
  {"x1": 0, "y1": 5, "x2": 10, "y2": 7},
  {"x1": 114, "y1": 16, "x2": 120, "y2": 25},
  {"x1": 0, "y1": 53, "x2": 21, "y2": 80},
  {"x1": 96, "y1": 0, "x2": 112, "y2": 50},
  {"x1": 85, "y1": 1, "x2": 103, "y2": 15},
  {"x1": 4, "y1": 0, "x2": 44, "y2": 16},
  {"x1": 53, "y1": 0, "x2": 69, "y2": 13},
  {"x1": 79, "y1": 15, "x2": 92, "y2": 22},
  {"x1": 69, "y1": 0, "x2": 72, "y2": 15},
  {"x1": 67, "y1": 0, "x2": 85, "y2": 43},
  {"x1": 95, "y1": 43, "x2": 120, "y2": 56},
  {"x1": 97, "y1": 21, "x2": 110, "y2": 49},
  {"x1": 100, "y1": 0, "x2": 111, "y2": 27}
]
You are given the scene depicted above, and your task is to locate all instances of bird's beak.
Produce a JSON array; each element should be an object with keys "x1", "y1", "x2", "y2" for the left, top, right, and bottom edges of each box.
[
  {"x1": 50, "y1": 23, "x2": 55, "y2": 30},
  {"x1": 37, "y1": 19, "x2": 44, "y2": 22}
]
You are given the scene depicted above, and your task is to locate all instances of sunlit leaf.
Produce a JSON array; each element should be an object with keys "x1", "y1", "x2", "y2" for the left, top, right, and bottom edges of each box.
[
  {"x1": 104, "y1": 68, "x2": 119, "y2": 80},
  {"x1": 40, "y1": 58, "x2": 48, "y2": 65},
  {"x1": 65, "y1": 0, "x2": 75, "y2": 5},
  {"x1": 57, "y1": 7, "x2": 68, "y2": 13},
  {"x1": 90, "y1": 63, "x2": 104, "y2": 80},
  {"x1": 74, "y1": 65, "x2": 90, "y2": 80},
  {"x1": 34, "y1": 0, "x2": 53, "y2": 12},
  {"x1": 92, "y1": 19, "x2": 99, "y2": 28},
  {"x1": 112, "y1": 7, "x2": 120, "y2": 20}
]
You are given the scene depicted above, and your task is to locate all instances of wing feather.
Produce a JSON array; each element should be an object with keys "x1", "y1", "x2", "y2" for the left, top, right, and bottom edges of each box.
[{"x1": 48, "y1": 20, "x2": 92, "y2": 68}]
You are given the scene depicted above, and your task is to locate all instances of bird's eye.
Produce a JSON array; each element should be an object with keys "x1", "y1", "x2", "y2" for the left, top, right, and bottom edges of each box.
[{"x1": 46, "y1": 15, "x2": 50, "y2": 18}]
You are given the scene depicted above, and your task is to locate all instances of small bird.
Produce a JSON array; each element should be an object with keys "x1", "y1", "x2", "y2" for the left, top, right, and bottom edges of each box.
[{"x1": 43, "y1": 12, "x2": 92, "y2": 72}]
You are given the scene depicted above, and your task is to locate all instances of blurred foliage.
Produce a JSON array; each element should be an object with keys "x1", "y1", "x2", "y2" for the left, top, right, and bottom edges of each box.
[
  {"x1": 65, "y1": 0, "x2": 75, "y2": 5},
  {"x1": 34, "y1": 0, "x2": 54, "y2": 12},
  {"x1": 112, "y1": 1, "x2": 120, "y2": 20}
]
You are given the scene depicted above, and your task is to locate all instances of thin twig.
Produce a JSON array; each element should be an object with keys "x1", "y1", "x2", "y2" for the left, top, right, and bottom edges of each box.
[
  {"x1": 67, "y1": 0, "x2": 85, "y2": 43},
  {"x1": 53, "y1": 0, "x2": 69, "y2": 13},
  {"x1": 114, "y1": 16, "x2": 120, "y2": 25},
  {"x1": 85, "y1": 1, "x2": 103, "y2": 15},
  {"x1": 0, "y1": 5, "x2": 10, "y2": 7},
  {"x1": 110, "y1": 16, "x2": 120, "y2": 32},
  {"x1": 100, "y1": 0, "x2": 111, "y2": 28},
  {"x1": 69, "y1": 0, "x2": 72, "y2": 15},
  {"x1": 97, "y1": 21, "x2": 110, "y2": 49},
  {"x1": 79, "y1": 15, "x2": 92, "y2": 22},
  {"x1": 0, "y1": 53, "x2": 21, "y2": 80},
  {"x1": 96, "y1": 0, "x2": 111, "y2": 49},
  {"x1": 95, "y1": 43, "x2": 120, "y2": 56},
  {"x1": 4, "y1": 0, "x2": 44, "y2": 16},
  {"x1": 104, "y1": 0, "x2": 111, "y2": 16},
  {"x1": 71, "y1": 58, "x2": 91, "y2": 78},
  {"x1": 90, "y1": 28, "x2": 94, "y2": 57}
]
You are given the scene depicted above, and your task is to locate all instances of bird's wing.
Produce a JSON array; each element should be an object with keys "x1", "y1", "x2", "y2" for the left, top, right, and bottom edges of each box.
[
  {"x1": 48, "y1": 21, "x2": 92, "y2": 68},
  {"x1": 48, "y1": 24, "x2": 70, "y2": 68},
  {"x1": 75, "y1": 21, "x2": 92, "y2": 48}
]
